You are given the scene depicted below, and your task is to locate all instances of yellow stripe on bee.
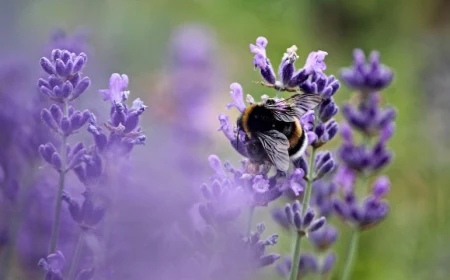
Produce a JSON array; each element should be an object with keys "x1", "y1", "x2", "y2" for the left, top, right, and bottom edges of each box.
[
  {"x1": 242, "y1": 104, "x2": 256, "y2": 138},
  {"x1": 288, "y1": 118, "x2": 303, "y2": 148}
]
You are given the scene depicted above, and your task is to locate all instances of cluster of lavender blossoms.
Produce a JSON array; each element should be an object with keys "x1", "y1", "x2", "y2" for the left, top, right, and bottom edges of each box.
[
  {"x1": 333, "y1": 49, "x2": 395, "y2": 280},
  {"x1": 217, "y1": 38, "x2": 395, "y2": 280},
  {"x1": 37, "y1": 49, "x2": 146, "y2": 280},
  {"x1": 218, "y1": 36, "x2": 341, "y2": 280}
]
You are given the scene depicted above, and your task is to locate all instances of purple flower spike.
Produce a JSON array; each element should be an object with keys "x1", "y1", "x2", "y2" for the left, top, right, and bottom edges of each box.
[
  {"x1": 98, "y1": 73, "x2": 130, "y2": 103},
  {"x1": 303, "y1": 51, "x2": 328, "y2": 75},
  {"x1": 340, "y1": 48, "x2": 394, "y2": 92},
  {"x1": 226, "y1": 83, "x2": 246, "y2": 112}
]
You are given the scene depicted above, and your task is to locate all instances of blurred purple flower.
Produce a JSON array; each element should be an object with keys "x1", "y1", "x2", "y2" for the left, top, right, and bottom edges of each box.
[
  {"x1": 38, "y1": 250, "x2": 65, "y2": 280},
  {"x1": 340, "y1": 49, "x2": 394, "y2": 92},
  {"x1": 98, "y1": 73, "x2": 130, "y2": 103},
  {"x1": 282, "y1": 201, "x2": 326, "y2": 235},
  {"x1": 309, "y1": 225, "x2": 339, "y2": 251},
  {"x1": 333, "y1": 177, "x2": 390, "y2": 230}
]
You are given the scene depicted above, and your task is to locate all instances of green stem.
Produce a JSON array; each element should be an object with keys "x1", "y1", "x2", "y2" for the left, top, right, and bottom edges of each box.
[
  {"x1": 289, "y1": 147, "x2": 317, "y2": 280},
  {"x1": 68, "y1": 233, "x2": 84, "y2": 280},
  {"x1": 341, "y1": 229, "x2": 360, "y2": 280},
  {"x1": 48, "y1": 101, "x2": 68, "y2": 254},
  {"x1": 246, "y1": 206, "x2": 255, "y2": 236}
]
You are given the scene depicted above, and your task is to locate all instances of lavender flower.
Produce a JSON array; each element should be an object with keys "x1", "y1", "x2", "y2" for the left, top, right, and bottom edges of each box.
[
  {"x1": 205, "y1": 155, "x2": 283, "y2": 208},
  {"x1": 37, "y1": 49, "x2": 93, "y2": 259},
  {"x1": 283, "y1": 201, "x2": 326, "y2": 236},
  {"x1": 340, "y1": 49, "x2": 394, "y2": 92},
  {"x1": 249, "y1": 37, "x2": 330, "y2": 91},
  {"x1": 336, "y1": 49, "x2": 395, "y2": 280},
  {"x1": 333, "y1": 176, "x2": 390, "y2": 230},
  {"x1": 89, "y1": 75, "x2": 147, "y2": 156},
  {"x1": 300, "y1": 73, "x2": 340, "y2": 99},
  {"x1": 221, "y1": 36, "x2": 342, "y2": 280},
  {"x1": 342, "y1": 93, "x2": 396, "y2": 137},
  {"x1": 38, "y1": 50, "x2": 90, "y2": 103}
]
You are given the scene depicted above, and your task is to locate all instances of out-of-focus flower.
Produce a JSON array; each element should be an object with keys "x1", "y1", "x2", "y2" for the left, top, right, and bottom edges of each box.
[
  {"x1": 38, "y1": 250, "x2": 65, "y2": 280},
  {"x1": 62, "y1": 190, "x2": 107, "y2": 230},
  {"x1": 282, "y1": 201, "x2": 326, "y2": 236},
  {"x1": 98, "y1": 73, "x2": 130, "y2": 104},
  {"x1": 340, "y1": 49, "x2": 394, "y2": 92},
  {"x1": 276, "y1": 252, "x2": 336, "y2": 278},
  {"x1": 309, "y1": 225, "x2": 339, "y2": 251},
  {"x1": 333, "y1": 176, "x2": 390, "y2": 230},
  {"x1": 204, "y1": 155, "x2": 283, "y2": 208}
]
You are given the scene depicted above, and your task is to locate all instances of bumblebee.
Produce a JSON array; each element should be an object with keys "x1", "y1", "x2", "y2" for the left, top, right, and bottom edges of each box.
[{"x1": 237, "y1": 93, "x2": 322, "y2": 172}]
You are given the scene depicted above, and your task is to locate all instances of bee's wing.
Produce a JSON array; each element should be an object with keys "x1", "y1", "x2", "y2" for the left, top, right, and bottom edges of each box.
[
  {"x1": 263, "y1": 100, "x2": 297, "y2": 122},
  {"x1": 288, "y1": 93, "x2": 323, "y2": 116},
  {"x1": 256, "y1": 130, "x2": 290, "y2": 172},
  {"x1": 263, "y1": 93, "x2": 322, "y2": 122}
]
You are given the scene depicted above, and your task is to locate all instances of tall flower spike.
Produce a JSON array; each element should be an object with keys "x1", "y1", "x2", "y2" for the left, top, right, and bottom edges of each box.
[{"x1": 336, "y1": 49, "x2": 395, "y2": 280}]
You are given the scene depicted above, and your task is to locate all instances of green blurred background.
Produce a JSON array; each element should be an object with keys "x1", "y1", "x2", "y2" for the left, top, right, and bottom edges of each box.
[{"x1": 3, "y1": 0, "x2": 450, "y2": 279}]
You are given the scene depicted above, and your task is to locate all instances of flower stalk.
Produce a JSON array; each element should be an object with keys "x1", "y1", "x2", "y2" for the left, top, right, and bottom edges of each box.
[
  {"x1": 68, "y1": 232, "x2": 84, "y2": 280},
  {"x1": 341, "y1": 229, "x2": 359, "y2": 280},
  {"x1": 289, "y1": 146, "x2": 317, "y2": 280},
  {"x1": 48, "y1": 100, "x2": 68, "y2": 254}
]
